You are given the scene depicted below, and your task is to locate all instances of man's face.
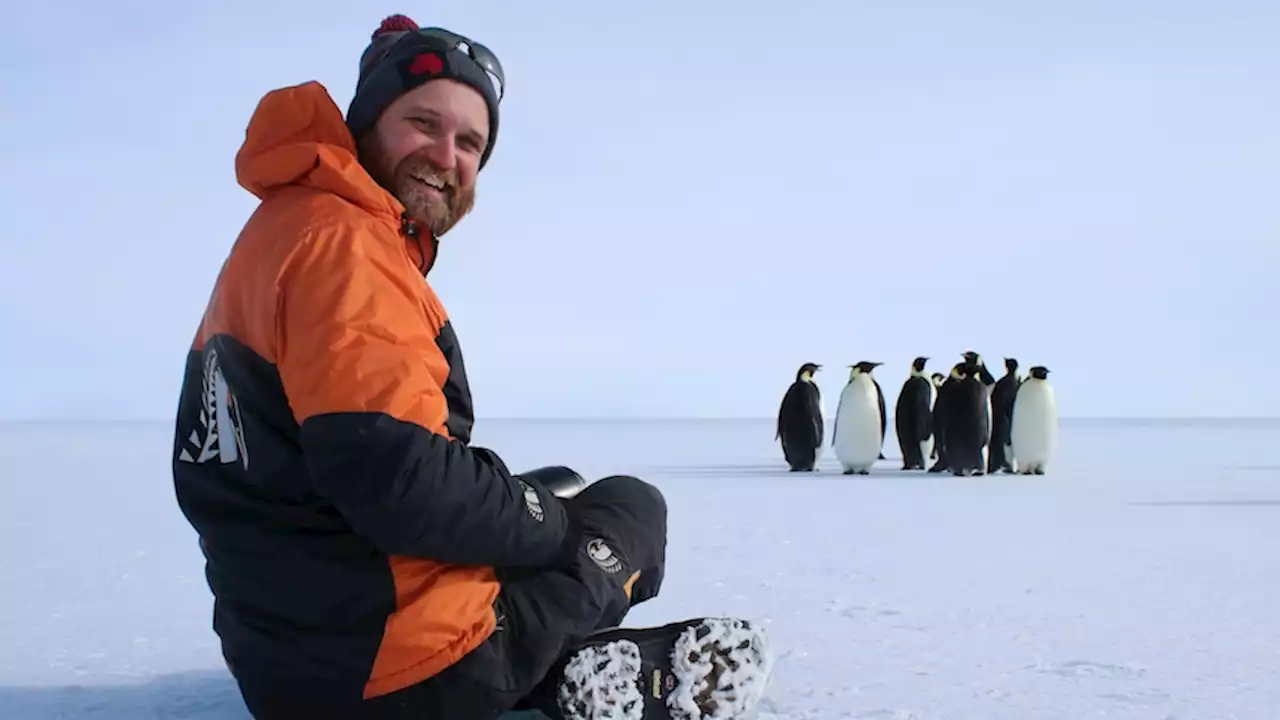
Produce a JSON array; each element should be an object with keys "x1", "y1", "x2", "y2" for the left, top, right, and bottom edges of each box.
[{"x1": 359, "y1": 78, "x2": 489, "y2": 238}]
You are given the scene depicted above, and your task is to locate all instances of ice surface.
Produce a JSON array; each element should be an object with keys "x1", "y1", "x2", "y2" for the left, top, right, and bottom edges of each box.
[{"x1": 2, "y1": 417, "x2": 1279, "y2": 719}]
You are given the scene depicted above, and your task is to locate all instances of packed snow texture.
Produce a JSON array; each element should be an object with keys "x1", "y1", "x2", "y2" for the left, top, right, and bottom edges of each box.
[
  {"x1": 2, "y1": 417, "x2": 1278, "y2": 719},
  {"x1": 666, "y1": 618, "x2": 773, "y2": 719},
  {"x1": 557, "y1": 636, "x2": 646, "y2": 719}
]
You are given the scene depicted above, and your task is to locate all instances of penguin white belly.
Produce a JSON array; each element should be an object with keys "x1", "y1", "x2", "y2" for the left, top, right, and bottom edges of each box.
[
  {"x1": 833, "y1": 378, "x2": 882, "y2": 473},
  {"x1": 982, "y1": 386, "x2": 993, "y2": 469},
  {"x1": 1010, "y1": 382, "x2": 1058, "y2": 472},
  {"x1": 814, "y1": 393, "x2": 826, "y2": 463},
  {"x1": 923, "y1": 382, "x2": 938, "y2": 463}
]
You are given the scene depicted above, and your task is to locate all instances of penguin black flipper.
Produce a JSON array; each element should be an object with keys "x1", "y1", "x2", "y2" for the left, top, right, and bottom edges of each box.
[
  {"x1": 775, "y1": 395, "x2": 785, "y2": 441},
  {"x1": 978, "y1": 363, "x2": 996, "y2": 387},
  {"x1": 830, "y1": 406, "x2": 839, "y2": 447},
  {"x1": 874, "y1": 378, "x2": 886, "y2": 443},
  {"x1": 874, "y1": 378, "x2": 887, "y2": 459}
]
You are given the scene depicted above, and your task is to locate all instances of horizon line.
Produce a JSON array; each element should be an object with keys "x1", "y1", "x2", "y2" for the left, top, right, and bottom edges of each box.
[{"x1": 2, "y1": 415, "x2": 1279, "y2": 424}]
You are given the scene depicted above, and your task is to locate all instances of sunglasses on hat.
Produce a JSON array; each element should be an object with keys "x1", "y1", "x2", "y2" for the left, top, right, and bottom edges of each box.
[{"x1": 413, "y1": 26, "x2": 506, "y2": 102}]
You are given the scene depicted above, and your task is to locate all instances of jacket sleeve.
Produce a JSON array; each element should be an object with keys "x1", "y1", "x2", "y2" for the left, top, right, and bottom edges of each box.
[{"x1": 274, "y1": 219, "x2": 571, "y2": 568}]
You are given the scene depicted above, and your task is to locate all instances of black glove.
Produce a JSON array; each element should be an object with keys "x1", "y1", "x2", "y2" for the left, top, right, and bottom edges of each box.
[
  {"x1": 519, "y1": 466, "x2": 588, "y2": 570},
  {"x1": 470, "y1": 450, "x2": 588, "y2": 572}
]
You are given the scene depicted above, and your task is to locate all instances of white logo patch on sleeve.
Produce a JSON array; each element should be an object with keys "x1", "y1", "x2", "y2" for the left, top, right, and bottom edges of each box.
[
  {"x1": 587, "y1": 538, "x2": 625, "y2": 574},
  {"x1": 519, "y1": 480, "x2": 545, "y2": 522}
]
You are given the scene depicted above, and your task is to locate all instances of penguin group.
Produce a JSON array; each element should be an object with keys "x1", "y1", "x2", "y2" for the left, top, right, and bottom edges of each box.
[{"x1": 775, "y1": 353, "x2": 1058, "y2": 476}]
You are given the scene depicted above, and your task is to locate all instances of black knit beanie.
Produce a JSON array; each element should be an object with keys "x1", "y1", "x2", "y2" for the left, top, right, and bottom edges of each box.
[{"x1": 346, "y1": 15, "x2": 501, "y2": 169}]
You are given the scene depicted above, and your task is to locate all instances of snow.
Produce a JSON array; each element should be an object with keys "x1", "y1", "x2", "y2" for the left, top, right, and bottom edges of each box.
[
  {"x1": 557, "y1": 635, "x2": 645, "y2": 719},
  {"x1": 2, "y1": 417, "x2": 1279, "y2": 719}
]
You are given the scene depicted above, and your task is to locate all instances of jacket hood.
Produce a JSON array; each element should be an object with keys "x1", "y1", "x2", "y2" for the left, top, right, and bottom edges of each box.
[{"x1": 235, "y1": 81, "x2": 403, "y2": 221}]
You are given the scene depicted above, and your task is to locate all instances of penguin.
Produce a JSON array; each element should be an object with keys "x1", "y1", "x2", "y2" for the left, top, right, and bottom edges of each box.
[
  {"x1": 963, "y1": 350, "x2": 997, "y2": 386},
  {"x1": 776, "y1": 362, "x2": 824, "y2": 471},
  {"x1": 928, "y1": 373, "x2": 943, "y2": 459},
  {"x1": 987, "y1": 357, "x2": 1021, "y2": 474},
  {"x1": 1010, "y1": 365, "x2": 1058, "y2": 475},
  {"x1": 894, "y1": 356, "x2": 934, "y2": 470},
  {"x1": 962, "y1": 350, "x2": 996, "y2": 468},
  {"x1": 938, "y1": 360, "x2": 990, "y2": 476},
  {"x1": 928, "y1": 361, "x2": 968, "y2": 473},
  {"x1": 832, "y1": 361, "x2": 884, "y2": 475}
]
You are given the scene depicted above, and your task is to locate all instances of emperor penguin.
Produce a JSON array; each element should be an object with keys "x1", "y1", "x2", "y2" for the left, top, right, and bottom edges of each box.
[
  {"x1": 928, "y1": 372, "x2": 944, "y2": 459},
  {"x1": 963, "y1": 350, "x2": 997, "y2": 386},
  {"x1": 1010, "y1": 366, "x2": 1058, "y2": 475},
  {"x1": 894, "y1": 356, "x2": 934, "y2": 470},
  {"x1": 832, "y1": 361, "x2": 885, "y2": 475},
  {"x1": 776, "y1": 362, "x2": 824, "y2": 471},
  {"x1": 928, "y1": 363, "x2": 966, "y2": 473},
  {"x1": 938, "y1": 360, "x2": 990, "y2": 476},
  {"x1": 987, "y1": 358, "x2": 1021, "y2": 474},
  {"x1": 962, "y1": 350, "x2": 996, "y2": 467}
]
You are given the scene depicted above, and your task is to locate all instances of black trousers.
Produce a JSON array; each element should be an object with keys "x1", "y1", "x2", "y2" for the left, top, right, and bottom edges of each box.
[{"x1": 284, "y1": 474, "x2": 669, "y2": 720}]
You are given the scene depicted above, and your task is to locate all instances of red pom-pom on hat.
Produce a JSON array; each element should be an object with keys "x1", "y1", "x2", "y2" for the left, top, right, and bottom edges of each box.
[{"x1": 373, "y1": 14, "x2": 419, "y2": 39}]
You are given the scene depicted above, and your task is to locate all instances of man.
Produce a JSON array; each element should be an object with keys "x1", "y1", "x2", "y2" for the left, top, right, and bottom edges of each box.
[{"x1": 171, "y1": 13, "x2": 771, "y2": 720}]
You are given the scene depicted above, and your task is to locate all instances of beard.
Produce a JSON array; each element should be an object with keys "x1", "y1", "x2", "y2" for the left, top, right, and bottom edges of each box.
[{"x1": 359, "y1": 138, "x2": 475, "y2": 238}]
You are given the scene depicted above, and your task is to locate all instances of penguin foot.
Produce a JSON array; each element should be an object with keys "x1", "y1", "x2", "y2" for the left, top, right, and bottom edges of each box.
[
  {"x1": 842, "y1": 469, "x2": 854, "y2": 475},
  {"x1": 1033, "y1": 468, "x2": 1045, "y2": 475}
]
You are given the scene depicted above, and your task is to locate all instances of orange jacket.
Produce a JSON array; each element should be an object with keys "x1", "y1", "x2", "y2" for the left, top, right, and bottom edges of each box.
[{"x1": 172, "y1": 81, "x2": 570, "y2": 701}]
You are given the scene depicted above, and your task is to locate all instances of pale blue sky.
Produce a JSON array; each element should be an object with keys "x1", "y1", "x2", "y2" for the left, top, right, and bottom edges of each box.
[{"x1": 2, "y1": 0, "x2": 1277, "y2": 420}]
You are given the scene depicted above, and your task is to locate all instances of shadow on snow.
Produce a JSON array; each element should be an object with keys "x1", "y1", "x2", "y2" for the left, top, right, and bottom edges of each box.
[
  {"x1": 0, "y1": 670, "x2": 251, "y2": 719},
  {"x1": 0, "y1": 672, "x2": 549, "y2": 719}
]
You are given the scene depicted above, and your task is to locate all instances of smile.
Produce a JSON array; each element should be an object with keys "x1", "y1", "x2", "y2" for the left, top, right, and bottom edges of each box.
[{"x1": 411, "y1": 174, "x2": 446, "y2": 192}]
